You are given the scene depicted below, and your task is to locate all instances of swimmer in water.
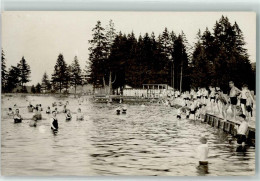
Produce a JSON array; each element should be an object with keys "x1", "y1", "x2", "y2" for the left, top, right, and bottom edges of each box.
[
  {"x1": 50, "y1": 111, "x2": 59, "y2": 132},
  {"x1": 7, "y1": 108, "x2": 14, "y2": 116},
  {"x1": 116, "y1": 107, "x2": 121, "y2": 115},
  {"x1": 122, "y1": 106, "x2": 127, "y2": 114},
  {"x1": 54, "y1": 107, "x2": 59, "y2": 114},
  {"x1": 177, "y1": 108, "x2": 182, "y2": 119},
  {"x1": 13, "y1": 109, "x2": 22, "y2": 123},
  {"x1": 52, "y1": 102, "x2": 57, "y2": 107},
  {"x1": 32, "y1": 106, "x2": 42, "y2": 121},
  {"x1": 46, "y1": 106, "x2": 51, "y2": 114},
  {"x1": 65, "y1": 109, "x2": 72, "y2": 121},
  {"x1": 76, "y1": 108, "x2": 84, "y2": 120},
  {"x1": 38, "y1": 104, "x2": 43, "y2": 111},
  {"x1": 28, "y1": 104, "x2": 34, "y2": 112},
  {"x1": 63, "y1": 105, "x2": 67, "y2": 113},
  {"x1": 235, "y1": 114, "x2": 248, "y2": 147},
  {"x1": 197, "y1": 137, "x2": 209, "y2": 166}
]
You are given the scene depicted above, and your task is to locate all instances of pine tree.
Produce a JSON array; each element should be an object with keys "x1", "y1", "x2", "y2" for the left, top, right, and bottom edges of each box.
[
  {"x1": 1, "y1": 49, "x2": 7, "y2": 92},
  {"x1": 160, "y1": 28, "x2": 172, "y2": 59},
  {"x1": 6, "y1": 66, "x2": 20, "y2": 92},
  {"x1": 212, "y1": 16, "x2": 254, "y2": 91},
  {"x1": 70, "y1": 56, "x2": 82, "y2": 94},
  {"x1": 106, "y1": 19, "x2": 116, "y2": 56},
  {"x1": 83, "y1": 61, "x2": 91, "y2": 85},
  {"x1": 88, "y1": 21, "x2": 108, "y2": 88},
  {"x1": 41, "y1": 72, "x2": 51, "y2": 93},
  {"x1": 190, "y1": 30, "x2": 211, "y2": 88},
  {"x1": 51, "y1": 54, "x2": 69, "y2": 93},
  {"x1": 17, "y1": 56, "x2": 31, "y2": 91},
  {"x1": 35, "y1": 83, "x2": 41, "y2": 93},
  {"x1": 172, "y1": 34, "x2": 189, "y2": 92},
  {"x1": 105, "y1": 20, "x2": 117, "y2": 94},
  {"x1": 31, "y1": 85, "x2": 36, "y2": 93}
]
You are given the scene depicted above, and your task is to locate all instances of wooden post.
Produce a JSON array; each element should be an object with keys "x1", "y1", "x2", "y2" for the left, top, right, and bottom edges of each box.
[
  {"x1": 172, "y1": 61, "x2": 174, "y2": 90},
  {"x1": 180, "y1": 62, "x2": 183, "y2": 93}
]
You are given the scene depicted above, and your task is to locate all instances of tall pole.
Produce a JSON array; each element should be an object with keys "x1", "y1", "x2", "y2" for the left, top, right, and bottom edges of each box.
[
  {"x1": 172, "y1": 60, "x2": 174, "y2": 90},
  {"x1": 180, "y1": 46, "x2": 183, "y2": 93}
]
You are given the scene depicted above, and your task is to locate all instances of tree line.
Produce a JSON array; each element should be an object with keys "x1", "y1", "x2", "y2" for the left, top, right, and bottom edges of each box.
[
  {"x1": 1, "y1": 51, "x2": 85, "y2": 94},
  {"x1": 1, "y1": 52, "x2": 31, "y2": 93},
  {"x1": 88, "y1": 16, "x2": 255, "y2": 93},
  {"x1": 1, "y1": 15, "x2": 255, "y2": 94}
]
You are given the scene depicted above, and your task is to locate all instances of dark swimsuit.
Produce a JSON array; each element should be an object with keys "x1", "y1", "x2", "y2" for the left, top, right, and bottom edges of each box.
[
  {"x1": 237, "y1": 134, "x2": 247, "y2": 144},
  {"x1": 230, "y1": 97, "x2": 238, "y2": 105},
  {"x1": 190, "y1": 110, "x2": 196, "y2": 114},
  {"x1": 51, "y1": 118, "x2": 58, "y2": 130},
  {"x1": 66, "y1": 114, "x2": 71, "y2": 120},
  {"x1": 246, "y1": 105, "x2": 253, "y2": 116},
  {"x1": 240, "y1": 98, "x2": 246, "y2": 105},
  {"x1": 14, "y1": 118, "x2": 22, "y2": 123},
  {"x1": 210, "y1": 96, "x2": 215, "y2": 101}
]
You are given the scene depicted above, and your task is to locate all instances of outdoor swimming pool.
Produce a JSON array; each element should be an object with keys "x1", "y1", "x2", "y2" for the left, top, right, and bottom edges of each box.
[{"x1": 1, "y1": 95, "x2": 255, "y2": 176}]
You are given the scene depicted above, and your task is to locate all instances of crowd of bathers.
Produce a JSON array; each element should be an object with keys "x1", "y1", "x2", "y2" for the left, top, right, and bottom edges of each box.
[
  {"x1": 6, "y1": 97, "x2": 87, "y2": 133},
  {"x1": 156, "y1": 81, "x2": 255, "y2": 122}
]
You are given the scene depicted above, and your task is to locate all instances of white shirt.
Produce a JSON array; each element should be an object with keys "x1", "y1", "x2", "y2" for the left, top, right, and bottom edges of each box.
[
  {"x1": 237, "y1": 121, "x2": 248, "y2": 135},
  {"x1": 197, "y1": 144, "x2": 209, "y2": 161}
]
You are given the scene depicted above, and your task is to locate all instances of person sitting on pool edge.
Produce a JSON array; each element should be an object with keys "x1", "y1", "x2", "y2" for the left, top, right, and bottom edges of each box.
[
  {"x1": 197, "y1": 136, "x2": 209, "y2": 166},
  {"x1": 235, "y1": 114, "x2": 248, "y2": 147},
  {"x1": 65, "y1": 109, "x2": 72, "y2": 121},
  {"x1": 13, "y1": 109, "x2": 23, "y2": 123},
  {"x1": 76, "y1": 108, "x2": 84, "y2": 120},
  {"x1": 50, "y1": 111, "x2": 59, "y2": 132}
]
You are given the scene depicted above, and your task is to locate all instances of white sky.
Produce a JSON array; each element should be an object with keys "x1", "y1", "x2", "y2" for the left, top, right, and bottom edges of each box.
[{"x1": 1, "y1": 11, "x2": 256, "y2": 85}]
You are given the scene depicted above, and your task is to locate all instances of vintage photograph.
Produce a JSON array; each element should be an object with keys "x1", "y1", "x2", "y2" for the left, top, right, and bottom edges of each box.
[{"x1": 1, "y1": 11, "x2": 256, "y2": 176}]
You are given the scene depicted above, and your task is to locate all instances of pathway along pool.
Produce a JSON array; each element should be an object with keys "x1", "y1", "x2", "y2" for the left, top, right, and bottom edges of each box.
[{"x1": 1, "y1": 95, "x2": 255, "y2": 176}]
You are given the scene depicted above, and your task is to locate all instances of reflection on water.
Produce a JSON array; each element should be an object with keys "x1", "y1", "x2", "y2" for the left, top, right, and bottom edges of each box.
[{"x1": 1, "y1": 95, "x2": 255, "y2": 176}]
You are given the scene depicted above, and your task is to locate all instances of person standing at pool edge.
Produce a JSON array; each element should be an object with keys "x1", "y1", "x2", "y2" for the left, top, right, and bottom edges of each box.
[
  {"x1": 50, "y1": 111, "x2": 59, "y2": 132},
  {"x1": 229, "y1": 81, "x2": 241, "y2": 121}
]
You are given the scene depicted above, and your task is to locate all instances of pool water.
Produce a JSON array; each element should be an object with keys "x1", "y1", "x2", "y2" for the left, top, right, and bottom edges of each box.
[{"x1": 1, "y1": 95, "x2": 255, "y2": 176}]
